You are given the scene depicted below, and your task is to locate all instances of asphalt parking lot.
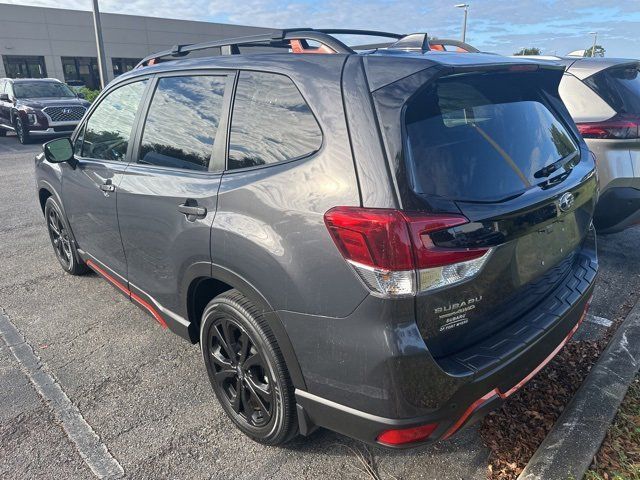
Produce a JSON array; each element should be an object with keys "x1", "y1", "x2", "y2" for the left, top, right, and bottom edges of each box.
[{"x1": 1, "y1": 133, "x2": 639, "y2": 480}]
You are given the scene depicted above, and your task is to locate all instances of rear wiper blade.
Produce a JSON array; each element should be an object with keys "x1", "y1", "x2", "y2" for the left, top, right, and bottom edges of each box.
[{"x1": 534, "y1": 150, "x2": 579, "y2": 179}]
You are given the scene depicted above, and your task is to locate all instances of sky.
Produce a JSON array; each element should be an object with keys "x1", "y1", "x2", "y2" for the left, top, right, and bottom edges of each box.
[{"x1": 2, "y1": 0, "x2": 640, "y2": 58}]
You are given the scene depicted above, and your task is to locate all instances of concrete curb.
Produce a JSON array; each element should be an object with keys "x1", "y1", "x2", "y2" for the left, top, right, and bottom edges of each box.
[{"x1": 518, "y1": 302, "x2": 640, "y2": 480}]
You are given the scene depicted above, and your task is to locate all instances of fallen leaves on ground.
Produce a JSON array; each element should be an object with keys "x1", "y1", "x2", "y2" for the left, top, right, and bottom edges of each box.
[
  {"x1": 480, "y1": 338, "x2": 607, "y2": 479},
  {"x1": 585, "y1": 376, "x2": 640, "y2": 480}
]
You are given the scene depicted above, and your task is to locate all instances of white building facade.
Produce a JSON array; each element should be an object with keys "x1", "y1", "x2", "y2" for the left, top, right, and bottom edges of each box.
[{"x1": 0, "y1": 4, "x2": 270, "y2": 88}]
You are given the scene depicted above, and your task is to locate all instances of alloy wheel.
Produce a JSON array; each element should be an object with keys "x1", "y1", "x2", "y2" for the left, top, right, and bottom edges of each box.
[
  {"x1": 47, "y1": 207, "x2": 72, "y2": 269},
  {"x1": 15, "y1": 119, "x2": 24, "y2": 143},
  {"x1": 207, "y1": 318, "x2": 274, "y2": 428}
]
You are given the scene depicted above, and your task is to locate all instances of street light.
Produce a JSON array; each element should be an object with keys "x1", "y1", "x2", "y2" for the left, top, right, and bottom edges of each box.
[
  {"x1": 589, "y1": 31, "x2": 598, "y2": 57},
  {"x1": 455, "y1": 4, "x2": 469, "y2": 43},
  {"x1": 91, "y1": 0, "x2": 108, "y2": 88}
]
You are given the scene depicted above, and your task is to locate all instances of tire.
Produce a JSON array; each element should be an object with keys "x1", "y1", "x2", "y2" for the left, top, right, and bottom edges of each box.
[
  {"x1": 15, "y1": 116, "x2": 31, "y2": 144},
  {"x1": 44, "y1": 197, "x2": 89, "y2": 275},
  {"x1": 200, "y1": 290, "x2": 298, "y2": 445},
  {"x1": 0, "y1": 128, "x2": 6, "y2": 137}
]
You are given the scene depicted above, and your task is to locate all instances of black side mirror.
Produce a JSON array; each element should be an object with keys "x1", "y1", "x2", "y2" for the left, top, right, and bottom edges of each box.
[
  {"x1": 43, "y1": 138, "x2": 74, "y2": 163},
  {"x1": 0, "y1": 93, "x2": 9, "y2": 102},
  {"x1": 76, "y1": 92, "x2": 85, "y2": 99}
]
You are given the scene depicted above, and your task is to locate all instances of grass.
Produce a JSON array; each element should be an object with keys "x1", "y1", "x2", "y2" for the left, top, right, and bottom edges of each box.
[{"x1": 585, "y1": 376, "x2": 640, "y2": 480}]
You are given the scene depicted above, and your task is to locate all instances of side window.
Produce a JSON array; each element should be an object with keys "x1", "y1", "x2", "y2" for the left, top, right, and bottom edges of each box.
[
  {"x1": 228, "y1": 71, "x2": 322, "y2": 170},
  {"x1": 81, "y1": 80, "x2": 147, "y2": 161},
  {"x1": 138, "y1": 75, "x2": 226, "y2": 171}
]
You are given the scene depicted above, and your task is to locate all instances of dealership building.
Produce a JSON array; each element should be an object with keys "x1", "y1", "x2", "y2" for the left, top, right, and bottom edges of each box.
[{"x1": 0, "y1": 3, "x2": 270, "y2": 89}]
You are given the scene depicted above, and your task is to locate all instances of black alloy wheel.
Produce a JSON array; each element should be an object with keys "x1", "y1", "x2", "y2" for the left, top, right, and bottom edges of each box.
[
  {"x1": 200, "y1": 290, "x2": 297, "y2": 445},
  {"x1": 15, "y1": 117, "x2": 30, "y2": 144},
  {"x1": 208, "y1": 317, "x2": 274, "y2": 427},
  {"x1": 47, "y1": 204, "x2": 73, "y2": 270},
  {"x1": 44, "y1": 197, "x2": 88, "y2": 275}
]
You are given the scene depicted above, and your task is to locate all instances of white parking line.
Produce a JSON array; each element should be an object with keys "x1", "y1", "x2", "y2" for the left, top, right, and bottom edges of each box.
[
  {"x1": 0, "y1": 310, "x2": 124, "y2": 479},
  {"x1": 585, "y1": 314, "x2": 613, "y2": 328}
]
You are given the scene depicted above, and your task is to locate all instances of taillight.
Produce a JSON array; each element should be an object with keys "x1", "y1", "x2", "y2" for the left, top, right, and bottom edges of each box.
[
  {"x1": 324, "y1": 207, "x2": 491, "y2": 297},
  {"x1": 577, "y1": 114, "x2": 640, "y2": 139},
  {"x1": 377, "y1": 423, "x2": 439, "y2": 446}
]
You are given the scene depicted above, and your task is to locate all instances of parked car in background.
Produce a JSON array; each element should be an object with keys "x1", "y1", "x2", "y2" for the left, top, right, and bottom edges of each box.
[
  {"x1": 35, "y1": 29, "x2": 596, "y2": 448},
  {"x1": 556, "y1": 58, "x2": 640, "y2": 233},
  {"x1": 0, "y1": 78, "x2": 90, "y2": 144}
]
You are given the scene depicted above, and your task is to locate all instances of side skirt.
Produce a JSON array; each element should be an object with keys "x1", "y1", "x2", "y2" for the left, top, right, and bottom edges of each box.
[{"x1": 79, "y1": 251, "x2": 192, "y2": 340}]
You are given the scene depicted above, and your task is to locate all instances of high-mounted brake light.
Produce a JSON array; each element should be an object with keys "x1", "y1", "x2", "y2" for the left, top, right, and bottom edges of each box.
[
  {"x1": 324, "y1": 207, "x2": 491, "y2": 297},
  {"x1": 577, "y1": 114, "x2": 640, "y2": 140}
]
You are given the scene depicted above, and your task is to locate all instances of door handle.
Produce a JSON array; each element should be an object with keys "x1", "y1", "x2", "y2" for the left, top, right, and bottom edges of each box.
[
  {"x1": 178, "y1": 202, "x2": 207, "y2": 220},
  {"x1": 100, "y1": 181, "x2": 115, "y2": 192}
]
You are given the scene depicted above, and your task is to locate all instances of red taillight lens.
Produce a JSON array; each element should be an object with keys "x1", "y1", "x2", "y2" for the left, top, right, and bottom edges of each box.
[
  {"x1": 324, "y1": 207, "x2": 492, "y2": 296},
  {"x1": 577, "y1": 114, "x2": 640, "y2": 139},
  {"x1": 323, "y1": 207, "x2": 414, "y2": 270},
  {"x1": 377, "y1": 423, "x2": 439, "y2": 446},
  {"x1": 403, "y1": 213, "x2": 489, "y2": 269},
  {"x1": 324, "y1": 207, "x2": 487, "y2": 270}
]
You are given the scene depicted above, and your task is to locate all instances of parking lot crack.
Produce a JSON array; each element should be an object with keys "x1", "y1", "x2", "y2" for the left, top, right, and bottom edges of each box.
[{"x1": 0, "y1": 307, "x2": 125, "y2": 479}]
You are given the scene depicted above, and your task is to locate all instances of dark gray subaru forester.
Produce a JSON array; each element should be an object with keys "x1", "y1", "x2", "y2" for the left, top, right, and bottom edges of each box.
[{"x1": 35, "y1": 29, "x2": 597, "y2": 448}]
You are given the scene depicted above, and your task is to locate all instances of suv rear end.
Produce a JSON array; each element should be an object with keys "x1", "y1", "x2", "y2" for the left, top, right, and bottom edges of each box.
[
  {"x1": 292, "y1": 53, "x2": 597, "y2": 446},
  {"x1": 558, "y1": 58, "x2": 640, "y2": 233}
]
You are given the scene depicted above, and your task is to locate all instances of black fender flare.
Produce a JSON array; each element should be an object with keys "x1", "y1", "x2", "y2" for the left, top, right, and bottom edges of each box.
[{"x1": 180, "y1": 262, "x2": 306, "y2": 390}]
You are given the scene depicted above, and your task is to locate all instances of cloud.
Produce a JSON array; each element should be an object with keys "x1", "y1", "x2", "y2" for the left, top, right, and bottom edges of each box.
[{"x1": 2, "y1": 0, "x2": 639, "y2": 57}]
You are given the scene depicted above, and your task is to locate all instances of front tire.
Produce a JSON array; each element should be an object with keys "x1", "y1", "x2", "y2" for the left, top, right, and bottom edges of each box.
[
  {"x1": 15, "y1": 117, "x2": 31, "y2": 144},
  {"x1": 200, "y1": 290, "x2": 298, "y2": 445},
  {"x1": 44, "y1": 197, "x2": 88, "y2": 275}
]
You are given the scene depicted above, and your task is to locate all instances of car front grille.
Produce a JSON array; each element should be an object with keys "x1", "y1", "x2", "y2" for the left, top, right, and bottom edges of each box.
[{"x1": 43, "y1": 106, "x2": 86, "y2": 122}]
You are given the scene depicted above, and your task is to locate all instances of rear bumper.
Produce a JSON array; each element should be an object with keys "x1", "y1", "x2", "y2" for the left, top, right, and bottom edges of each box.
[
  {"x1": 594, "y1": 185, "x2": 640, "y2": 234},
  {"x1": 292, "y1": 234, "x2": 598, "y2": 447},
  {"x1": 295, "y1": 281, "x2": 594, "y2": 447}
]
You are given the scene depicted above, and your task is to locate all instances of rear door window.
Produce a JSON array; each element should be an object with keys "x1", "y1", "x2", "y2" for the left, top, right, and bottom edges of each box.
[
  {"x1": 138, "y1": 75, "x2": 227, "y2": 171},
  {"x1": 404, "y1": 72, "x2": 578, "y2": 202},
  {"x1": 583, "y1": 64, "x2": 640, "y2": 114},
  {"x1": 228, "y1": 71, "x2": 322, "y2": 170}
]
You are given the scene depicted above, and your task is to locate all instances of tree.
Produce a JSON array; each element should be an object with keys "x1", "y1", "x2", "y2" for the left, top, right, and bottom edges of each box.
[
  {"x1": 514, "y1": 47, "x2": 541, "y2": 56},
  {"x1": 584, "y1": 45, "x2": 606, "y2": 57}
]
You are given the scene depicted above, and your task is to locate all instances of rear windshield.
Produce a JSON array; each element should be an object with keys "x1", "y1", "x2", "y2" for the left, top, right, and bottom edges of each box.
[
  {"x1": 583, "y1": 64, "x2": 640, "y2": 114},
  {"x1": 404, "y1": 72, "x2": 578, "y2": 202}
]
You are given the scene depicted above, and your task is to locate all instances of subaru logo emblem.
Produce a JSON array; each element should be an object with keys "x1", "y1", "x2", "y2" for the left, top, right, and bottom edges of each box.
[
  {"x1": 558, "y1": 192, "x2": 575, "y2": 212},
  {"x1": 62, "y1": 108, "x2": 71, "y2": 114}
]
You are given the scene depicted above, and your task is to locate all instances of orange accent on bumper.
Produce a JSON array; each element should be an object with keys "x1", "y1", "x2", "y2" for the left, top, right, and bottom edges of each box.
[{"x1": 442, "y1": 296, "x2": 592, "y2": 440}]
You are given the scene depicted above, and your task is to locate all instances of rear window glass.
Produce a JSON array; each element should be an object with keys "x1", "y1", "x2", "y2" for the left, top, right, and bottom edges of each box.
[
  {"x1": 584, "y1": 64, "x2": 640, "y2": 114},
  {"x1": 404, "y1": 72, "x2": 578, "y2": 202},
  {"x1": 228, "y1": 71, "x2": 322, "y2": 170}
]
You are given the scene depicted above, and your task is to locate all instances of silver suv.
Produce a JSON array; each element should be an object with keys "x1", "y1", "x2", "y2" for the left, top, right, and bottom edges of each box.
[{"x1": 556, "y1": 58, "x2": 640, "y2": 233}]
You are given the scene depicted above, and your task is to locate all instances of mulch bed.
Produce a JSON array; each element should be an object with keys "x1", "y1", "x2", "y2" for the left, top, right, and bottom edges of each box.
[{"x1": 480, "y1": 298, "x2": 636, "y2": 480}]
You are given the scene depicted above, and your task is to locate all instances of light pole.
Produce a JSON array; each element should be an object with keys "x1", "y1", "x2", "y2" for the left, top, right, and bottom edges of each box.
[
  {"x1": 91, "y1": 0, "x2": 108, "y2": 88},
  {"x1": 455, "y1": 4, "x2": 470, "y2": 43},
  {"x1": 589, "y1": 31, "x2": 598, "y2": 57}
]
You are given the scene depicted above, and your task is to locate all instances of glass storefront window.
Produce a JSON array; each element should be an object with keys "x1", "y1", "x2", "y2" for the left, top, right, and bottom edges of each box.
[
  {"x1": 61, "y1": 56, "x2": 100, "y2": 89},
  {"x1": 112, "y1": 58, "x2": 142, "y2": 77},
  {"x1": 2, "y1": 55, "x2": 47, "y2": 78}
]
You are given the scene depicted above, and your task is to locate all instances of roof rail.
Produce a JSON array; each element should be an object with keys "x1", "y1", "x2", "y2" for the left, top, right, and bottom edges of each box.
[
  {"x1": 353, "y1": 36, "x2": 480, "y2": 53},
  {"x1": 135, "y1": 28, "x2": 407, "y2": 68}
]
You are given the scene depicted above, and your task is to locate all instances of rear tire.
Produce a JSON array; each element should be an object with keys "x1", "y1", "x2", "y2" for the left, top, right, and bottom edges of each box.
[
  {"x1": 44, "y1": 197, "x2": 89, "y2": 275},
  {"x1": 200, "y1": 290, "x2": 298, "y2": 446}
]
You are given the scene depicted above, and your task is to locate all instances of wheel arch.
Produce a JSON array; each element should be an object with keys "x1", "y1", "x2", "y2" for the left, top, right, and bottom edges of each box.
[{"x1": 183, "y1": 263, "x2": 306, "y2": 389}]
